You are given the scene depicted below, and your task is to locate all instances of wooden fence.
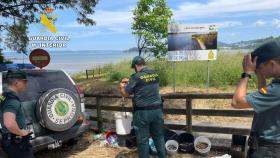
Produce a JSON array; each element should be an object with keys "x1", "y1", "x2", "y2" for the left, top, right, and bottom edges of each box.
[
  {"x1": 85, "y1": 93, "x2": 253, "y2": 136},
  {"x1": 85, "y1": 66, "x2": 102, "y2": 79}
]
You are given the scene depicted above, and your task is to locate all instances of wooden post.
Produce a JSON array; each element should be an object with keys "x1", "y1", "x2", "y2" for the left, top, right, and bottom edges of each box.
[
  {"x1": 86, "y1": 70, "x2": 88, "y2": 79},
  {"x1": 96, "y1": 96, "x2": 103, "y2": 132},
  {"x1": 92, "y1": 70, "x2": 95, "y2": 78},
  {"x1": 186, "y1": 98, "x2": 192, "y2": 133}
]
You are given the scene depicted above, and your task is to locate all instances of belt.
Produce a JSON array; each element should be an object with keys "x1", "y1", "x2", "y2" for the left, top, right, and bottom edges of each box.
[
  {"x1": 1, "y1": 133, "x2": 22, "y2": 140},
  {"x1": 133, "y1": 104, "x2": 162, "y2": 111}
]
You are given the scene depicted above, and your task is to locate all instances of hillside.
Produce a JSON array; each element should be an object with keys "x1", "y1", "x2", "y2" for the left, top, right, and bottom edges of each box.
[
  {"x1": 125, "y1": 36, "x2": 280, "y2": 52},
  {"x1": 225, "y1": 36, "x2": 280, "y2": 49}
]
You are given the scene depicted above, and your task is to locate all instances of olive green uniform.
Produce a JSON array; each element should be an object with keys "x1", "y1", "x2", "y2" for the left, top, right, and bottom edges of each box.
[
  {"x1": 125, "y1": 67, "x2": 165, "y2": 158},
  {"x1": 0, "y1": 69, "x2": 35, "y2": 158},
  {"x1": 0, "y1": 90, "x2": 27, "y2": 133},
  {"x1": 246, "y1": 78, "x2": 280, "y2": 158}
]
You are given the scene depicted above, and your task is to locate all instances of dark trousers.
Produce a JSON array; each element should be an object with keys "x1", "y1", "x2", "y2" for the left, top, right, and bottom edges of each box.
[
  {"x1": 133, "y1": 108, "x2": 166, "y2": 158},
  {"x1": 1, "y1": 137, "x2": 35, "y2": 158},
  {"x1": 248, "y1": 145, "x2": 280, "y2": 158}
]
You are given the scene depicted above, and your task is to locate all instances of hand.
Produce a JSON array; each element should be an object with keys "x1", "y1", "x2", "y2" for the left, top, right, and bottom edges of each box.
[
  {"x1": 119, "y1": 78, "x2": 129, "y2": 89},
  {"x1": 242, "y1": 54, "x2": 257, "y2": 74},
  {"x1": 20, "y1": 129, "x2": 30, "y2": 136},
  {"x1": 119, "y1": 82, "x2": 127, "y2": 89},
  {"x1": 121, "y1": 78, "x2": 129, "y2": 83}
]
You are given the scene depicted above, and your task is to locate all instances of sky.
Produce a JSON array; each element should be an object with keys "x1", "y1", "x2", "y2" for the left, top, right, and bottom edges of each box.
[{"x1": 15, "y1": 0, "x2": 280, "y2": 51}]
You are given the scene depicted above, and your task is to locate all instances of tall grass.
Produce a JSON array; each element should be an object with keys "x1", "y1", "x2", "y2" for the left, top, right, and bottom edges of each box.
[{"x1": 75, "y1": 52, "x2": 258, "y2": 89}]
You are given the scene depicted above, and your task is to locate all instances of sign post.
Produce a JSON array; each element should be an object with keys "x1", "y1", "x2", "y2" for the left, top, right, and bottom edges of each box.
[
  {"x1": 167, "y1": 24, "x2": 218, "y2": 91},
  {"x1": 172, "y1": 61, "x2": 176, "y2": 93},
  {"x1": 29, "y1": 49, "x2": 51, "y2": 69},
  {"x1": 207, "y1": 60, "x2": 210, "y2": 90}
]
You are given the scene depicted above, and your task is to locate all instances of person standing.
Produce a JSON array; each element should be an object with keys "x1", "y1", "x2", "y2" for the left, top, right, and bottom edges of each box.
[
  {"x1": 0, "y1": 69, "x2": 34, "y2": 158},
  {"x1": 119, "y1": 56, "x2": 165, "y2": 158},
  {"x1": 232, "y1": 41, "x2": 280, "y2": 158}
]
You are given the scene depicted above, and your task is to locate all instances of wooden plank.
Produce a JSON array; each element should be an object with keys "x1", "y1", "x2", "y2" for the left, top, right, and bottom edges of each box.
[
  {"x1": 96, "y1": 97, "x2": 103, "y2": 132},
  {"x1": 85, "y1": 104, "x2": 97, "y2": 109},
  {"x1": 186, "y1": 99, "x2": 192, "y2": 133},
  {"x1": 164, "y1": 123, "x2": 250, "y2": 135},
  {"x1": 162, "y1": 93, "x2": 234, "y2": 99},
  {"x1": 192, "y1": 109, "x2": 254, "y2": 117},
  {"x1": 85, "y1": 104, "x2": 253, "y2": 117},
  {"x1": 163, "y1": 108, "x2": 186, "y2": 115},
  {"x1": 101, "y1": 106, "x2": 133, "y2": 112},
  {"x1": 192, "y1": 125, "x2": 250, "y2": 135},
  {"x1": 84, "y1": 93, "x2": 234, "y2": 99}
]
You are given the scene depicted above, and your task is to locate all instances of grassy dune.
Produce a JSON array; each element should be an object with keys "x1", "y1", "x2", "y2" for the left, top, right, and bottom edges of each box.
[{"x1": 73, "y1": 51, "x2": 258, "y2": 89}]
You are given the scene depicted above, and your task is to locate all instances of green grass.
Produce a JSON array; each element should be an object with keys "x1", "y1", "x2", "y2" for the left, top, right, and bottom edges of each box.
[{"x1": 73, "y1": 51, "x2": 258, "y2": 89}]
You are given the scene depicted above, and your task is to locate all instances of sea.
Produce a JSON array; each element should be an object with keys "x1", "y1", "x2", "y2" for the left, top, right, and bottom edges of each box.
[{"x1": 3, "y1": 50, "x2": 138, "y2": 75}]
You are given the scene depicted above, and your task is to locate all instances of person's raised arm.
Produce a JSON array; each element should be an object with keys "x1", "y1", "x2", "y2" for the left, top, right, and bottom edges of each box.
[{"x1": 232, "y1": 54, "x2": 257, "y2": 109}]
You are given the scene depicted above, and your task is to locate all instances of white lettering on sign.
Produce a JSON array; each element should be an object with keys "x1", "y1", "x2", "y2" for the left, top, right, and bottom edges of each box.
[
  {"x1": 32, "y1": 56, "x2": 48, "y2": 61},
  {"x1": 46, "y1": 93, "x2": 76, "y2": 125}
]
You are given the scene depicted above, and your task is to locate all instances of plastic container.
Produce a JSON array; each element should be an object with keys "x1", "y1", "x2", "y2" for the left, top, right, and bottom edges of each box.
[
  {"x1": 194, "y1": 136, "x2": 211, "y2": 155},
  {"x1": 164, "y1": 129, "x2": 178, "y2": 142},
  {"x1": 125, "y1": 129, "x2": 137, "y2": 148},
  {"x1": 106, "y1": 131, "x2": 118, "y2": 145},
  {"x1": 114, "y1": 112, "x2": 132, "y2": 135},
  {"x1": 149, "y1": 138, "x2": 158, "y2": 156},
  {"x1": 165, "y1": 140, "x2": 179, "y2": 155},
  {"x1": 177, "y1": 132, "x2": 195, "y2": 153}
]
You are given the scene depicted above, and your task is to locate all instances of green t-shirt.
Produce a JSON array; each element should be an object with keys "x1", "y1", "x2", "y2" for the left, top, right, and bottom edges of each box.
[
  {"x1": 125, "y1": 67, "x2": 162, "y2": 107},
  {"x1": 0, "y1": 90, "x2": 27, "y2": 133},
  {"x1": 246, "y1": 78, "x2": 280, "y2": 143}
]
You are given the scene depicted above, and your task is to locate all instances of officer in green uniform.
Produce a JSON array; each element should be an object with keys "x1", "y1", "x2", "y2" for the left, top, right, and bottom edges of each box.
[
  {"x1": 0, "y1": 69, "x2": 34, "y2": 158},
  {"x1": 232, "y1": 41, "x2": 280, "y2": 158},
  {"x1": 119, "y1": 56, "x2": 165, "y2": 158}
]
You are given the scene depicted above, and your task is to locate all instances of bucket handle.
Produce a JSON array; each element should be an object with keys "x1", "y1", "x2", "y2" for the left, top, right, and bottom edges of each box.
[{"x1": 122, "y1": 97, "x2": 127, "y2": 118}]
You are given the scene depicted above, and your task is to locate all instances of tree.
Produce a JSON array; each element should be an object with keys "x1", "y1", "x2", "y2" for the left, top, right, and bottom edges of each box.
[
  {"x1": 132, "y1": 0, "x2": 172, "y2": 57},
  {"x1": 0, "y1": 0, "x2": 98, "y2": 54}
]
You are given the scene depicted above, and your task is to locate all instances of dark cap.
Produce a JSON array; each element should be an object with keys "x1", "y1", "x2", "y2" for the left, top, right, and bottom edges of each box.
[
  {"x1": 251, "y1": 41, "x2": 280, "y2": 67},
  {"x1": 6, "y1": 69, "x2": 27, "y2": 80},
  {"x1": 131, "y1": 56, "x2": 145, "y2": 68}
]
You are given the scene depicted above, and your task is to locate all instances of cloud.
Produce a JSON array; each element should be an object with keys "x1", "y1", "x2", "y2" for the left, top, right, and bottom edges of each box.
[
  {"x1": 70, "y1": 31, "x2": 102, "y2": 38},
  {"x1": 230, "y1": 33, "x2": 237, "y2": 37},
  {"x1": 272, "y1": 18, "x2": 280, "y2": 28},
  {"x1": 91, "y1": 10, "x2": 132, "y2": 27},
  {"x1": 173, "y1": 0, "x2": 280, "y2": 20},
  {"x1": 216, "y1": 21, "x2": 243, "y2": 28},
  {"x1": 254, "y1": 20, "x2": 267, "y2": 27},
  {"x1": 58, "y1": 9, "x2": 132, "y2": 33}
]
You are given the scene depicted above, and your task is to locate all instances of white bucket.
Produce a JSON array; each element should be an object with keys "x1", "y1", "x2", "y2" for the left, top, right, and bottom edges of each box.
[
  {"x1": 194, "y1": 136, "x2": 211, "y2": 155},
  {"x1": 165, "y1": 140, "x2": 179, "y2": 155},
  {"x1": 114, "y1": 112, "x2": 132, "y2": 135}
]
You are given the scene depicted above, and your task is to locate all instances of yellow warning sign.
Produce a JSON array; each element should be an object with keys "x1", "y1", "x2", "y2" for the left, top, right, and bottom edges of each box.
[{"x1": 208, "y1": 50, "x2": 214, "y2": 60}]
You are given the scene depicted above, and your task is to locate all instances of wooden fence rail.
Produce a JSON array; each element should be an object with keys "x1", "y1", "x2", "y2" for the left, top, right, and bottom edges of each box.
[
  {"x1": 85, "y1": 70, "x2": 94, "y2": 79},
  {"x1": 85, "y1": 93, "x2": 253, "y2": 135}
]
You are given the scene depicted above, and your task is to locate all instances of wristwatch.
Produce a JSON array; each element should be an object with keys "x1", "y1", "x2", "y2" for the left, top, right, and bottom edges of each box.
[{"x1": 241, "y1": 72, "x2": 252, "y2": 79}]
